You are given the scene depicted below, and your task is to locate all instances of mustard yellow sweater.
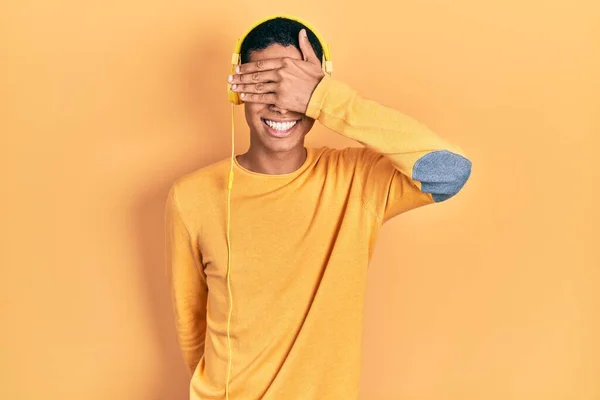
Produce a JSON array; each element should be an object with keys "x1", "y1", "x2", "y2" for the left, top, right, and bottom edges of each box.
[{"x1": 165, "y1": 76, "x2": 471, "y2": 399}]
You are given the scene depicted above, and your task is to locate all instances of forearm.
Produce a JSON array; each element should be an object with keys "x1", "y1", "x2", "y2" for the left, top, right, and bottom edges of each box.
[{"x1": 174, "y1": 310, "x2": 206, "y2": 374}]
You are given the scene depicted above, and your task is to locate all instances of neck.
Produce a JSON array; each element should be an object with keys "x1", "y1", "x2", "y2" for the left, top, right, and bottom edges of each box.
[{"x1": 237, "y1": 146, "x2": 307, "y2": 175}]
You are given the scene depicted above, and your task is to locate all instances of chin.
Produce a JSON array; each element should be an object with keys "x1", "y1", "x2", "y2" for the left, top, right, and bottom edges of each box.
[{"x1": 261, "y1": 132, "x2": 306, "y2": 153}]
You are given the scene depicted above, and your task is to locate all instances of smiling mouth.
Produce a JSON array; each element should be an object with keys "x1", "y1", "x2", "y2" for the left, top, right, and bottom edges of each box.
[{"x1": 261, "y1": 118, "x2": 301, "y2": 137}]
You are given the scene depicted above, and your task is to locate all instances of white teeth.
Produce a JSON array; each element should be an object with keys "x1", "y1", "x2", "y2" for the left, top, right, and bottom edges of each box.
[{"x1": 265, "y1": 119, "x2": 297, "y2": 131}]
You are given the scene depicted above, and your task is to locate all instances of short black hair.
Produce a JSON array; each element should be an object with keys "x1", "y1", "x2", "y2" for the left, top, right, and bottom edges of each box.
[{"x1": 240, "y1": 17, "x2": 324, "y2": 65}]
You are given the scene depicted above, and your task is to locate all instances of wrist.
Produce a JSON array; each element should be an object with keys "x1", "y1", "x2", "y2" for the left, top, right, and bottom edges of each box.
[{"x1": 305, "y1": 75, "x2": 334, "y2": 119}]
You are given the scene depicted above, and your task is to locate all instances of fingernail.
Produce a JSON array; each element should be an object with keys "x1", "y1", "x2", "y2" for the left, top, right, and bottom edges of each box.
[
  {"x1": 232, "y1": 84, "x2": 237, "y2": 90},
  {"x1": 240, "y1": 93, "x2": 245, "y2": 98},
  {"x1": 235, "y1": 66, "x2": 240, "y2": 73},
  {"x1": 228, "y1": 75, "x2": 233, "y2": 82},
  {"x1": 302, "y1": 29, "x2": 307, "y2": 37}
]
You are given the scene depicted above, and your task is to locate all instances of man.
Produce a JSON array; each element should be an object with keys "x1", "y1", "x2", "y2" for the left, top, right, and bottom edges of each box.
[{"x1": 165, "y1": 16, "x2": 471, "y2": 400}]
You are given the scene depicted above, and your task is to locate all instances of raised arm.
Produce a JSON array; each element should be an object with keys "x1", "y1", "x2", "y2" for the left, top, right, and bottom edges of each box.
[{"x1": 306, "y1": 76, "x2": 472, "y2": 205}]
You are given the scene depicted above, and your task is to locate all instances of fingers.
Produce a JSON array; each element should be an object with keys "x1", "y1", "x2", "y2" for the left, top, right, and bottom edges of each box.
[
  {"x1": 228, "y1": 69, "x2": 280, "y2": 84},
  {"x1": 235, "y1": 58, "x2": 284, "y2": 74},
  {"x1": 239, "y1": 92, "x2": 277, "y2": 104},
  {"x1": 298, "y1": 29, "x2": 319, "y2": 63},
  {"x1": 230, "y1": 82, "x2": 277, "y2": 94}
]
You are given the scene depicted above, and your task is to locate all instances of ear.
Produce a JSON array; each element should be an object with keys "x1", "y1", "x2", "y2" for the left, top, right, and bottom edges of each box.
[{"x1": 298, "y1": 29, "x2": 320, "y2": 64}]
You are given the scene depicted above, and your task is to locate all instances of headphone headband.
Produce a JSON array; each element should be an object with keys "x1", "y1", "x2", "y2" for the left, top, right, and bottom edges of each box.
[{"x1": 228, "y1": 15, "x2": 333, "y2": 105}]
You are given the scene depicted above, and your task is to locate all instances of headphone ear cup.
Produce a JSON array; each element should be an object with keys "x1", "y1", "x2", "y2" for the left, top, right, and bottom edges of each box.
[{"x1": 227, "y1": 84, "x2": 243, "y2": 105}]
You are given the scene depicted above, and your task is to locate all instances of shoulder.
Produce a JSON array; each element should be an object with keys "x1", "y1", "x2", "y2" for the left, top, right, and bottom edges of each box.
[
  {"x1": 313, "y1": 145, "x2": 365, "y2": 163},
  {"x1": 168, "y1": 156, "x2": 230, "y2": 212},
  {"x1": 314, "y1": 145, "x2": 380, "y2": 171}
]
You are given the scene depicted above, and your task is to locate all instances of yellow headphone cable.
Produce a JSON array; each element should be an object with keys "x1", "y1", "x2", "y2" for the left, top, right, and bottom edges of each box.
[{"x1": 224, "y1": 15, "x2": 332, "y2": 399}]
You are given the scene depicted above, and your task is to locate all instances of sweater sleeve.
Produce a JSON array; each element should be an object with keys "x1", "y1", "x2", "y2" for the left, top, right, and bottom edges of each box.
[
  {"x1": 165, "y1": 184, "x2": 208, "y2": 374},
  {"x1": 306, "y1": 76, "x2": 472, "y2": 223}
]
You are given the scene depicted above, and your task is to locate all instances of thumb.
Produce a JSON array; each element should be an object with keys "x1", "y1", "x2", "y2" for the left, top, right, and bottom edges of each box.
[{"x1": 299, "y1": 29, "x2": 319, "y2": 64}]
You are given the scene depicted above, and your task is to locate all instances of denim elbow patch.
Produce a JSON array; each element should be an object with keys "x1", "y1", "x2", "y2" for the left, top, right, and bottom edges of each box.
[{"x1": 413, "y1": 150, "x2": 472, "y2": 202}]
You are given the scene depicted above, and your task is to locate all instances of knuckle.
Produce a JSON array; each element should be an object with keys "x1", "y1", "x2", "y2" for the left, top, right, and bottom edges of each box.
[
  {"x1": 256, "y1": 60, "x2": 264, "y2": 70},
  {"x1": 252, "y1": 72, "x2": 260, "y2": 81},
  {"x1": 255, "y1": 82, "x2": 264, "y2": 92}
]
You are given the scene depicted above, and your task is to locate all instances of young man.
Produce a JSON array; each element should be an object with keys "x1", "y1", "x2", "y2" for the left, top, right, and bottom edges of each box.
[{"x1": 165, "y1": 17, "x2": 471, "y2": 400}]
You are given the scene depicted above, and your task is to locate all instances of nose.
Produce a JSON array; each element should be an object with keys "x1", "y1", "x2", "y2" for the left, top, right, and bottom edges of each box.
[{"x1": 269, "y1": 104, "x2": 289, "y2": 114}]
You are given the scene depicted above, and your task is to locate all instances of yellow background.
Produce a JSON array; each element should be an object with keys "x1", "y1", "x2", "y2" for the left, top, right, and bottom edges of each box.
[{"x1": 2, "y1": 1, "x2": 599, "y2": 399}]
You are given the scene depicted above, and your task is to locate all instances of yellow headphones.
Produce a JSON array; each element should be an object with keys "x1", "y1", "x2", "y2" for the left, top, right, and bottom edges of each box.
[{"x1": 224, "y1": 15, "x2": 333, "y2": 399}]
